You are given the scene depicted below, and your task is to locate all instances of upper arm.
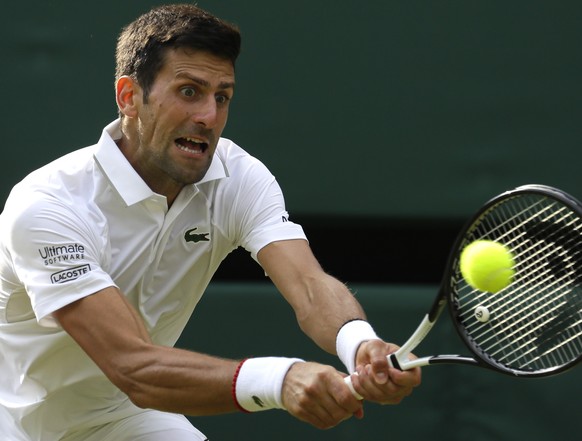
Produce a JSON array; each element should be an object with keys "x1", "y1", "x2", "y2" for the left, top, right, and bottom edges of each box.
[
  {"x1": 3, "y1": 192, "x2": 113, "y2": 326},
  {"x1": 257, "y1": 239, "x2": 322, "y2": 293},
  {"x1": 257, "y1": 239, "x2": 327, "y2": 313}
]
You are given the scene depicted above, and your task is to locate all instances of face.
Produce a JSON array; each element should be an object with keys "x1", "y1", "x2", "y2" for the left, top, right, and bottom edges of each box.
[{"x1": 117, "y1": 48, "x2": 235, "y2": 201}]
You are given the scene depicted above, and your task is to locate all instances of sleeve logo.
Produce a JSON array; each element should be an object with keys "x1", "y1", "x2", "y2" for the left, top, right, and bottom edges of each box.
[
  {"x1": 39, "y1": 243, "x2": 85, "y2": 266},
  {"x1": 50, "y1": 264, "x2": 92, "y2": 284}
]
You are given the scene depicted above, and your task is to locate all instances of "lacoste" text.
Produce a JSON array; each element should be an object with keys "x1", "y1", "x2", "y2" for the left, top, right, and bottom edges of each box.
[{"x1": 50, "y1": 264, "x2": 91, "y2": 284}]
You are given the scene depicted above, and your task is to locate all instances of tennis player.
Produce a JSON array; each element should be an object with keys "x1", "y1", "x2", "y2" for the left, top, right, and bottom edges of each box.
[{"x1": 0, "y1": 4, "x2": 421, "y2": 440}]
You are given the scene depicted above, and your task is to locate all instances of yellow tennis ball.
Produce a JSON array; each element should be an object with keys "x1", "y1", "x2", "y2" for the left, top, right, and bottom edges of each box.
[{"x1": 460, "y1": 240, "x2": 515, "y2": 293}]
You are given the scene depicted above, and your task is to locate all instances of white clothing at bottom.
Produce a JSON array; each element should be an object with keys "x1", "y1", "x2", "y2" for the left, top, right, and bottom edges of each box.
[{"x1": 60, "y1": 410, "x2": 207, "y2": 441}]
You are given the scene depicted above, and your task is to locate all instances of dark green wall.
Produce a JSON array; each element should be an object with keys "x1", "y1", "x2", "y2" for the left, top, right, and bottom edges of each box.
[
  {"x1": 180, "y1": 283, "x2": 581, "y2": 440},
  {"x1": 2, "y1": 1, "x2": 581, "y2": 218}
]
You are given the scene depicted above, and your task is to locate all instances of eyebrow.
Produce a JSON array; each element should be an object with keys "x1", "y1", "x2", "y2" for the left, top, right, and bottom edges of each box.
[{"x1": 175, "y1": 72, "x2": 235, "y2": 90}]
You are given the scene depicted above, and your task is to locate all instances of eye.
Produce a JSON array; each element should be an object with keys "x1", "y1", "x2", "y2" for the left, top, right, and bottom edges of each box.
[
  {"x1": 180, "y1": 87, "x2": 197, "y2": 98},
  {"x1": 215, "y1": 94, "x2": 230, "y2": 104}
]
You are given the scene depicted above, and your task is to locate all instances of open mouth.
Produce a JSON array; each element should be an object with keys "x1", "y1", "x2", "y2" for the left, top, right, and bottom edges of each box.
[{"x1": 175, "y1": 137, "x2": 209, "y2": 154}]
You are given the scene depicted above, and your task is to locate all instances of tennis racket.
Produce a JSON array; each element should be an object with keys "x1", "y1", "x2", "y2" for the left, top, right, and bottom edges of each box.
[{"x1": 345, "y1": 184, "x2": 582, "y2": 397}]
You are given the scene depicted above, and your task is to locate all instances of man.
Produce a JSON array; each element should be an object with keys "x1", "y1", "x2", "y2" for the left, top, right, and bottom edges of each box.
[{"x1": 0, "y1": 4, "x2": 420, "y2": 440}]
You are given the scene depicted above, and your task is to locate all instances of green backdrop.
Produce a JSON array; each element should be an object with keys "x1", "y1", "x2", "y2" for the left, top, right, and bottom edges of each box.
[
  {"x1": 180, "y1": 283, "x2": 582, "y2": 440},
  {"x1": 2, "y1": 0, "x2": 581, "y2": 218}
]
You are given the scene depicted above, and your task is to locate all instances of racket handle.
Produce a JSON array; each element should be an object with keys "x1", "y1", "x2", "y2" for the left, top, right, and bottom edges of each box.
[
  {"x1": 387, "y1": 353, "x2": 397, "y2": 369},
  {"x1": 343, "y1": 375, "x2": 363, "y2": 400},
  {"x1": 344, "y1": 354, "x2": 393, "y2": 399}
]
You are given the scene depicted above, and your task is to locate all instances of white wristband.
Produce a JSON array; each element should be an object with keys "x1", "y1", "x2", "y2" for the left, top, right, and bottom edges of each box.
[
  {"x1": 234, "y1": 357, "x2": 304, "y2": 412},
  {"x1": 336, "y1": 320, "x2": 380, "y2": 373}
]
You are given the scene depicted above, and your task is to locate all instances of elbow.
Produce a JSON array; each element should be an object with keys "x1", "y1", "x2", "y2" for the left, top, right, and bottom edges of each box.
[
  {"x1": 113, "y1": 368, "x2": 159, "y2": 410},
  {"x1": 103, "y1": 350, "x2": 160, "y2": 410},
  {"x1": 125, "y1": 389, "x2": 153, "y2": 410}
]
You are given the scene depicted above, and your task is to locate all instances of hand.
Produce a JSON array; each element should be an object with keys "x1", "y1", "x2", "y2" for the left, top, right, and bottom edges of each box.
[
  {"x1": 281, "y1": 361, "x2": 364, "y2": 429},
  {"x1": 349, "y1": 340, "x2": 421, "y2": 404}
]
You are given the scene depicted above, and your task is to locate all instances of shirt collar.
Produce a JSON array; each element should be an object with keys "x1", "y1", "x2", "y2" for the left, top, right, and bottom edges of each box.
[{"x1": 94, "y1": 119, "x2": 228, "y2": 206}]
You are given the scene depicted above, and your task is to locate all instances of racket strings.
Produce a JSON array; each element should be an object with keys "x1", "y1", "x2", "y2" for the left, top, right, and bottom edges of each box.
[{"x1": 453, "y1": 194, "x2": 582, "y2": 372}]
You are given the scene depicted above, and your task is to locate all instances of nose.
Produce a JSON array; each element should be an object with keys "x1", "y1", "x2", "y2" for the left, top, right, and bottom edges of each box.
[{"x1": 191, "y1": 96, "x2": 218, "y2": 128}]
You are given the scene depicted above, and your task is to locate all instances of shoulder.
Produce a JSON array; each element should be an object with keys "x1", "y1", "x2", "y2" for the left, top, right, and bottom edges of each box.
[
  {"x1": 11, "y1": 146, "x2": 96, "y2": 196},
  {"x1": 2, "y1": 147, "x2": 99, "y2": 237},
  {"x1": 213, "y1": 138, "x2": 276, "y2": 190}
]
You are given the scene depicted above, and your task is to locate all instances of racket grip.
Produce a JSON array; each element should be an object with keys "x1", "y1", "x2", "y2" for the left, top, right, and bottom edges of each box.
[
  {"x1": 344, "y1": 354, "x2": 396, "y2": 399},
  {"x1": 343, "y1": 375, "x2": 363, "y2": 400}
]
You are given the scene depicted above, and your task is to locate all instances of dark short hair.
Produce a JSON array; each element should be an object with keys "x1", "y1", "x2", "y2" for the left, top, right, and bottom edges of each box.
[{"x1": 115, "y1": 4, "x2": 241, "y2": 101}]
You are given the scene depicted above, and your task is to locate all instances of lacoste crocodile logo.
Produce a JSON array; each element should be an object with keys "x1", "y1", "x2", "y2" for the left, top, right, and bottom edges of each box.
[
  {"x1": 252, "y1": 395, "x2": 265, "y2": 408},
  {"x1": 184, "y1": 228, "x2": 210, "y2": 243}
]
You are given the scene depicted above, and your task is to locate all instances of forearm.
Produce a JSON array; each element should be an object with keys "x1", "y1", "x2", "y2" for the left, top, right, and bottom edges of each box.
[
  {"x1": 110, "y1": 344, "x2": 239, "y2": 415},
  {"x1": 257, "y1": 239, "x2": 368, "y2": 354},
  {"x1": 290, "y1": 273, "x2": 367, "y2": 354}
]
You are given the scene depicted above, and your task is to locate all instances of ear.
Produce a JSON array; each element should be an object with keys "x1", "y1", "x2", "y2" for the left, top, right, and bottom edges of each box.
[{"x1": 115, "y1": 76, "x2": 141, "y2": 118}]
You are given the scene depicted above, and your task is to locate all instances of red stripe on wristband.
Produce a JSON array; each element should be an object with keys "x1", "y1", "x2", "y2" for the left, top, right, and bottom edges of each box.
[{"x1": 232, "y1": 358, "x2": 250, "y2": 413}]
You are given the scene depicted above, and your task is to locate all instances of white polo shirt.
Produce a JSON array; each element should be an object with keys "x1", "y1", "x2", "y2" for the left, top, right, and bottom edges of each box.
[{"x1": 0, "y1": 119, "x2": 306, "y2": 439}]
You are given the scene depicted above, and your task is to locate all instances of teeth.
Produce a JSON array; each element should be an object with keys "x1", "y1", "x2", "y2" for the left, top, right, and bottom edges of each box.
[
  {"x1": 178, "y1": 144, "x2": 202, "y2": 153},
  {"x1": 176, "y1": 137, "x2": 206, "y2": 154}
]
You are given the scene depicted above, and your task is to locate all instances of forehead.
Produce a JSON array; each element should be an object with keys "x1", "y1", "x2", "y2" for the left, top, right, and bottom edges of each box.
[{"x1": 157, "y1": 48, "x2": 235, "y2": 86}]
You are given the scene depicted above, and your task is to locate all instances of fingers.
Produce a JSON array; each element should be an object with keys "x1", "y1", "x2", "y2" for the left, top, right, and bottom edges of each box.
[
  {"x1": 369, "y1": 349, "x2": 391, "y2": 385},
  {"x1": 350, "y1": 340, "x2": 422, "y2": 404},
  {"x1": 350, "y1": 364, "x2": 421, "y2": 404},
  {"x1": 281, "y1": 341, "x2": 423, "y2": 430},
  {"x1": 282, "y1": 362, "x2": 364, "y2": 429}
]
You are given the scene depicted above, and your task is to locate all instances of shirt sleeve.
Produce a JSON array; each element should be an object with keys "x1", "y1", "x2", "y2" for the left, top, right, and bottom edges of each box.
[
  {"x1": 218, "y1": 146, "x2": 307, "y2": 261},
  {"x1": 4, "y1": 192, "x2": 116, "y2": 327},
  {"x1": 239, "y1": 174, "x2": 306, "y2": 261}
]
